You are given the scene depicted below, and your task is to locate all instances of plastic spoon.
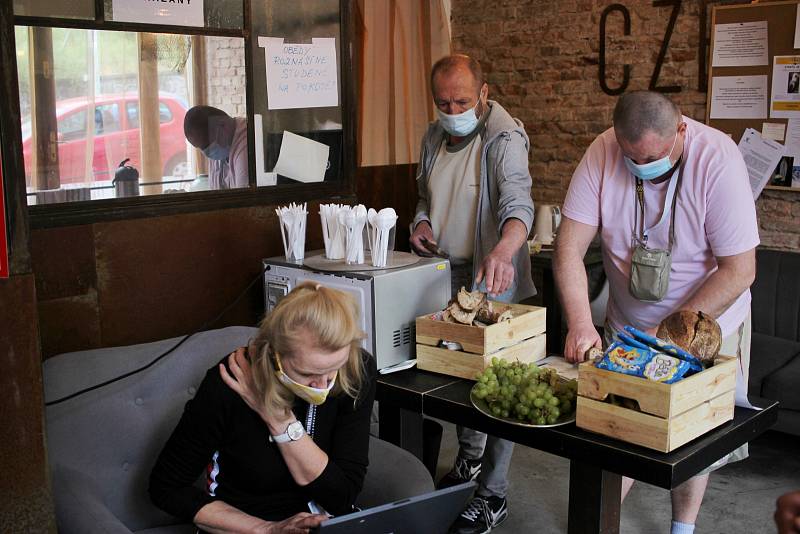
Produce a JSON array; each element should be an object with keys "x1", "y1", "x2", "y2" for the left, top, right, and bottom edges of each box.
[{"x1": 375, "y1": 207, "x2": 398, "y2": 267}]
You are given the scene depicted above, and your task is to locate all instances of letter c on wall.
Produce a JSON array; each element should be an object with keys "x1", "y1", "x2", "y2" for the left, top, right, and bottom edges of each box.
[{"x1": 599, "y1": 3, "x2": 631, "y2": 96}]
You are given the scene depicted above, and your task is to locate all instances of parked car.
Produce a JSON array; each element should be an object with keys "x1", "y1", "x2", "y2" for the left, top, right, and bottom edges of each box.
[{"x1": 22, "y1": 93, "x2": 189, "y2": 186}]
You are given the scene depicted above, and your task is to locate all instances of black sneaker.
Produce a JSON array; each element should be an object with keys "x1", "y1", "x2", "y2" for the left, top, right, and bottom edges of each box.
[
  {"x1": 437, "y1": 456, "x2": 482, "y2": 489},
  {"x1": 448, "y1": 495, "x2": 508, "y2": 534}
]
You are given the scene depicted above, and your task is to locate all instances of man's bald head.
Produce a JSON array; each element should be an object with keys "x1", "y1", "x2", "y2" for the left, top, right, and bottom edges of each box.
[
  {"x1": 184, "y1": 105, "x2": 232, "y2": 149},
  {"x1": 613, "y1": 91, "x2": 681, "y2": 144},
  {"x1": 430, "y1": 54, "x2": 485, "y2": 94}
]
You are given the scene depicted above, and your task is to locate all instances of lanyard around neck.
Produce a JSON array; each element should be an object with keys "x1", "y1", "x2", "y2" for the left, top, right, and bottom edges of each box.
[{"x1": 634, "y1": 159, "x2": 683, "y2": 246}]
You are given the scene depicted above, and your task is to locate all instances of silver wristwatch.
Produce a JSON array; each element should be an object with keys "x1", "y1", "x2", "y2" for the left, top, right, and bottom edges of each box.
[{"x1": 269, "y1": 421, "x2": 305, "y2": 443}]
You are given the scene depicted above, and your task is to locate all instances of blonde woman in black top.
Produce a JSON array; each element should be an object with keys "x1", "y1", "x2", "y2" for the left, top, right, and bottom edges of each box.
[{"x1": 149, "y1": 282, "x2": 376, "y2": 533}]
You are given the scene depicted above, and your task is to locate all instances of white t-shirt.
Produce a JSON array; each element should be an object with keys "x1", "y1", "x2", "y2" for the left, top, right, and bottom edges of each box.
[
  {"x1": 427, "y1": 135, "x2": 482, "y2": 263},
  {"x1": 563, "y1": 117, "x2": 759, "y2": 336}
]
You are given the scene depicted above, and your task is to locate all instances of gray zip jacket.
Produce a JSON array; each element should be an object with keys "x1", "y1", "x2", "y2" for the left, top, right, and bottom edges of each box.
[{"x1": 413, "y1": 100, "x2": 536, "y2": 303}]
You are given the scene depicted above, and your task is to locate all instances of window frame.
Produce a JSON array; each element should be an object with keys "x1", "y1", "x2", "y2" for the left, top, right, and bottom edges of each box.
[{"x1": 8, "y1": 0, "x2": 356, "y2": 229}]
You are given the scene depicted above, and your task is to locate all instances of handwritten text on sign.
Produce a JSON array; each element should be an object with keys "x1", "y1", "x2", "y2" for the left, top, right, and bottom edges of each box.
[
  {"x1": 112, "y1": 0, "x2": 204, "y2": 27},
  {"x1": 258, "y1": 37, "x2": 339, "y2": 110}
]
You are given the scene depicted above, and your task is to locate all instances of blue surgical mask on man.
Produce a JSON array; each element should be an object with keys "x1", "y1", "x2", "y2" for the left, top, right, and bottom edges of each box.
[
  {"x1": 202, "y1": 141, "x2": 230, "y2": 161},
  {"x1": 202, "y1": 116, "x2": 234, "y2": 161},
  {"x1": 436, "y1": 100, "x2": 482, "y2": 137},
  {"x1": 623, "y1": 131, "x2": 679, "y2": 181}
]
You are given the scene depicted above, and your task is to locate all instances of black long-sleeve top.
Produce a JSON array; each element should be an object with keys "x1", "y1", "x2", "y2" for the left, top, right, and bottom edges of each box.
[{"x1": 148, "y1": 351, "x2": 376, "y2": 522}]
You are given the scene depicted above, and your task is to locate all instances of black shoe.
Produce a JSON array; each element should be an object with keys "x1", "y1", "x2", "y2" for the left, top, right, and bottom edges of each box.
[
  {"x1": 437, "y1": 456, "x2": 482, "y2": 489},
  {"x1": 448, "y1": 495, "x2": 508, "y2": 534}
]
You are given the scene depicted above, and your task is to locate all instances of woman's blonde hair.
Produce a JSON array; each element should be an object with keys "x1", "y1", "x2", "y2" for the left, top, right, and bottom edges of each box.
[{"x1": 249, "y1": 282, "x2": 366, "y2": 415}]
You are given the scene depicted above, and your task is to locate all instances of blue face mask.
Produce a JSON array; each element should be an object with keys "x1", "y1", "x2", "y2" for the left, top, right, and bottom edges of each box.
[
  {"x1": 623, "y1": 131, "x2": 679, "y2": 181},
  {"x1": 436, "y1": 100, "x2": 481, "y2": 137},
  {"x1": 202, "y1": 141, "x2": 230, "y2": 161}
]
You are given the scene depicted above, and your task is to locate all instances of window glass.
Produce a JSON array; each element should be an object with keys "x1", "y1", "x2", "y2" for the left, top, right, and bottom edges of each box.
[
  {"x1": 250, "y1": 0, "x2": 344, "y2": 186},
  {"x1": 14, "y1": 0, "x2": 94, "y2": 19},
  {"x1": 126, "y1": 102, "x2": 172, "y2": 128},
  {"x1": 17, "y1": 27, "x2": 248, "y2": 204},
  {"x1": 103, "y1": 0, "x2": 243, "y2": 30},
  {"x1": 59, "y1": 110, "x2": 88, "y2": 141}
]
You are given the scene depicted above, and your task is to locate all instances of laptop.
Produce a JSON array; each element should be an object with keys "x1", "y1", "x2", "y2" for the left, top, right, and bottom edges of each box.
[{"x1": 314, "y1": 481, "x2": 476, "y2": 534}]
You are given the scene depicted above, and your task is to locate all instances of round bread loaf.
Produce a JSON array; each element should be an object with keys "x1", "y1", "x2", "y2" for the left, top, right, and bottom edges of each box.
[{"x1": 656, "y1": 310, "x2": 721, "y2": 365}]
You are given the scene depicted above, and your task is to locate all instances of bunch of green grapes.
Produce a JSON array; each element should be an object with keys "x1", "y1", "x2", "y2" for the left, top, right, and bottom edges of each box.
[{"x1": 472, "y1": 357, "x2": 578, "y2": 425}]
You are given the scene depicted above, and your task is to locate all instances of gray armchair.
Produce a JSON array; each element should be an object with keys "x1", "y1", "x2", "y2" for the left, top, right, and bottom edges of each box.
[{"x1": 44, "y1": 327, "x2": 433, "y2": 533}]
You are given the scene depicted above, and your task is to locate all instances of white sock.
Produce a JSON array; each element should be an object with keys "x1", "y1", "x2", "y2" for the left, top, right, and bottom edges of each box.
[{"x1": 671, "y1": 520, "x2": 695, "y2": 534}]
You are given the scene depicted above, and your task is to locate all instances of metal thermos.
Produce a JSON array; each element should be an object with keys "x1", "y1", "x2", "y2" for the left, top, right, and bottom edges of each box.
[{"x1": 113, "y1": 159, "x2": 140, "y2": 198}]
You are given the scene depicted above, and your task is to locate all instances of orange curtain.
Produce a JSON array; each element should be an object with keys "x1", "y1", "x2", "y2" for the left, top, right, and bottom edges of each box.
[{"x1": 357, "y1": 0, "x2": 451, "y2": 166}]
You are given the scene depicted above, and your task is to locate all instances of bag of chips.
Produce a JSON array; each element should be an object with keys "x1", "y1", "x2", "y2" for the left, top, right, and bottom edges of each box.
[{"x1": 595, "y1": 340, "x2": 691, "y2": 384}]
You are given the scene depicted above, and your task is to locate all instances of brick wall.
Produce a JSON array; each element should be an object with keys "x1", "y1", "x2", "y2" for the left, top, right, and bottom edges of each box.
[
  {"x1": 206, "y1": 37, "x2": 246, "y2": 117},
  {"x1": 450, "y1": 0, "x2": 800, "y2": 251}
]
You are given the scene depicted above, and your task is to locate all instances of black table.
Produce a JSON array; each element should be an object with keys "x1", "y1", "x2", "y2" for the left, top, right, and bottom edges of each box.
[
  {"x1": 531, "y1": 247, "x2": 603, "y2": 353},
  {"x1": 377, "y1": 369, "x2": 778, "y2": 534}
]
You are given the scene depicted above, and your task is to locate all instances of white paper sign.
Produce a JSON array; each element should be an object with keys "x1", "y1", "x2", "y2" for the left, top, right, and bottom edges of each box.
[
  {"x1": 273, "y1": 131, "x2": 329, "y2": 183},
  {"x1": 712, "y1": 21, "x2": 769, "y2": 67},
  {"x1": 762, "y1": 122, "x2": 786, "y2": 142},
  {"x1": 258, "y1": 37, "x2": 339, "y2": 110},
  {"x1": 112, "y1": 0, "x2": 203, "y2": 27},
  {"x1": 737, "y1": 128, "x2": 785, "y2": 199},
  {"x1": 771, "y1": 56, "x2": 800, "y2": 118},
  {"x1": 785, "y1": 119, "x2": 800, "y2": 157},
  {"x1": 710, "y1": 75, "x2": 768, "y2": 119}
]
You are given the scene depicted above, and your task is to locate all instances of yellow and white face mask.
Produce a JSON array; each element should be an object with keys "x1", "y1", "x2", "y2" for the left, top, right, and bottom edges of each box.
[{"x1": 274, "y1": 353, "x2": 337, "y2": 405}]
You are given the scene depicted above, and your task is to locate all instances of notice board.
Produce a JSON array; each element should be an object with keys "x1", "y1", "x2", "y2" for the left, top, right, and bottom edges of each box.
[{"x1": 706, "y1": 0, "x2": 800, "y2": 191}]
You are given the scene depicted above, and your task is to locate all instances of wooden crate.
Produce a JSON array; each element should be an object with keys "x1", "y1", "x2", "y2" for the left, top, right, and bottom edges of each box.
[
  {"x1": 575, "y1": 356, "x2": 737, "y2": 452},
  {"x1": 417, "y1": 334, "x2": 546, "y2": 380},
  {"x1": 415, "y1": 302, "x2": 546, "y2": 355}
]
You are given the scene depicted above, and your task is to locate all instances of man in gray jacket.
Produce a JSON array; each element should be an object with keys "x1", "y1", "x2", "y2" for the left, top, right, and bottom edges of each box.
[{"x1": 410, "y1": 54, "x2": 536, "y2": 534}]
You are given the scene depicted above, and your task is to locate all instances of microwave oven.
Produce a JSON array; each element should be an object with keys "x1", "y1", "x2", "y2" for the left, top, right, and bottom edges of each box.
[{"x1": 263, "y1": 252, "x2": 451, "y2": 370}]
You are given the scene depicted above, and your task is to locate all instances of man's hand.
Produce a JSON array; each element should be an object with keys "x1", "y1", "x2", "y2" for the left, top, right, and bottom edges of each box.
[
  {"x1": 265, "y1": 512, "x2": 327, "y2": 534},
  {"x1": 564, "y1": 321, "x2": 602, "y2": 363},
  {"x1": 775, "y1": 491, "x2": 800, "y2": 534},
  {"x1": 409, "y1": 221, "x2": 435, "y2": 257},
  {"x1": 475, "y1": 247, "x2": 515, "y2": 296}
]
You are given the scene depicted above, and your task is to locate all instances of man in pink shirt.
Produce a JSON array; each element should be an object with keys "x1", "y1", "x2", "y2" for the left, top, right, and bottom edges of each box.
[
  {"x1": 184, "y1": 106, "x2": 249, "y2": 190},
  {"x1": 554, "y1": 91, "x2": 758, "y2": 534}
]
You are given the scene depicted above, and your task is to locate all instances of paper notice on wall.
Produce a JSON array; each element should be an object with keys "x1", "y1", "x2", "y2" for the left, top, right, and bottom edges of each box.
[
  {"x1": 258, "y1": 37, "x2": 339, "y2": 110},
  {"x1": 771, "y1": 56, "x2": 800, "y2": 118},
  {"x1": 737, "y1": 128, "x2": 785, "y2": 199},
  {"x1": 273, "y1": 131, "x2": 329, "y2": 183},
  {"x1": 112, "y1": 0, "x2": 204, "y2": 26},
  {"x1": 709, "y1": 75, "x2": 768, "y2": 119},
  {"x1": 784, "y1": 120, "x2": 800, "y2": 188},
  {"x1": 785, "y1": 120, "x2": 800, "y2": 157},
  {"x1": 712, "y1": 21, "x2": 769, "y2": 67},
  {"x1": 762, "y1": 122, "x2": 786, "y2": 141}
]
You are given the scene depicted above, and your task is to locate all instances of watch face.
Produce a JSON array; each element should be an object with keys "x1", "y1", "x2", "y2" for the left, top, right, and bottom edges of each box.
[{"x1": 287, "y1": 421, "x2": 305, "y2": 440}]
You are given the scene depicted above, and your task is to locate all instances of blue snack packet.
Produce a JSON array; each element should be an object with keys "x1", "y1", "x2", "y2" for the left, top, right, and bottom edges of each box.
[
  {"x1": 642, "y1": 353, "x2": 690, "y2": 384},
  {"x1": 595, "y1": 341, "x2": 655, "y2": 377},
  {"x1": 595, "y1": 340, "x2": 691, "y2": 384},
  {"x1": 622, "y1": 326, "x2": 704, "y2": 373}
]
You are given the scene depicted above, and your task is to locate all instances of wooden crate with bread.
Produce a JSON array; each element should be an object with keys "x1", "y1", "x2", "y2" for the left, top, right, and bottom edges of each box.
[
  {"x1": 415, "y1": 287, "x2": 546, "y2": 380},
  {"x1": 576, "y1": 311, "x2": 737, "y2": 452}
]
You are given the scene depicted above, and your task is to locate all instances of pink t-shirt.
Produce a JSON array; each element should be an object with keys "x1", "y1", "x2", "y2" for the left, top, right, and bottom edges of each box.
[{"x1": 563, "y1": 117, "x2": 759, "y2": 336}]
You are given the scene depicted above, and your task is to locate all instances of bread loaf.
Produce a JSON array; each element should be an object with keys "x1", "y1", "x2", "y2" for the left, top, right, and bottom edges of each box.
[{"x1": 656, "y1": 310, "x2": 721, "y2": 365}]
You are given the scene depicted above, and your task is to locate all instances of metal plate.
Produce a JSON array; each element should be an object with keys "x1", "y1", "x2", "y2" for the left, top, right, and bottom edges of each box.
[
  {"x1": 302, "y1": 251, "x2": 421, "y2": 272},
  {"x1": 469, "y1": 385, "x2": 576, "y2": 429}
]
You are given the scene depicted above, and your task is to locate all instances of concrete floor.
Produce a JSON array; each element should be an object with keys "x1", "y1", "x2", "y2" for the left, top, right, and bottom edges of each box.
[{"x1": 434, "y1": 422, "x2": 800, "y2": 534}]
